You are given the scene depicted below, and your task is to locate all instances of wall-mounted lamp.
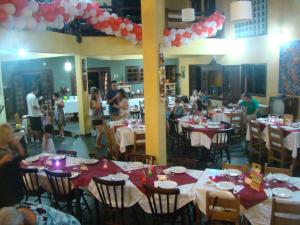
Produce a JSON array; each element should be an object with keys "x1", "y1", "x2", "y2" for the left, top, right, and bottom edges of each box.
[{"x1": 64, "y1": 61, "x2": 72, "y2": 72}]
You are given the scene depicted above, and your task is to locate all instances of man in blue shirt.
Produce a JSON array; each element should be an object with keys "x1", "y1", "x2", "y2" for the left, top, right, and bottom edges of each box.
[{"x1": 107, "y1": 80, "x2": 120, "y2": 121}]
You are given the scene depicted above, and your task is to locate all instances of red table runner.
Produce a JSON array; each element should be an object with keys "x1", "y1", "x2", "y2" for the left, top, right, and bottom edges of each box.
[
  {"x1": 256, "y1": 121, "x2": 300, "y2": 138},
  {"x1": 191, "y1": 127, "x2": 220, "y2": 139},
  {"x1": 126, "y1": 167, "x2": 198, "y2": 194},
  {"x1": 210, "y1": 175, "x2": 299, "y2": 209}
]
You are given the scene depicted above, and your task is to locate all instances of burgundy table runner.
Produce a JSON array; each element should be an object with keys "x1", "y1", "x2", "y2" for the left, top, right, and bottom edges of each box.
[
  {"x1": 191, "y1": 127, "x2": 220, "y2": 139},
  {"x1": 256, "y1": 121, "x2": 300, "y2": 138},
  {"x1": 210, "y1": 175, "x2": 299, "y2": 209}
]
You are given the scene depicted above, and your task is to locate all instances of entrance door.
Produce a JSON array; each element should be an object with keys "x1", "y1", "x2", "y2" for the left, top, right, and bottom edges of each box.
[
  {"x1": 189, "y1": 65, "x2": 202, "y2": 96},
  {"x1": 88, "y1": 67, "x2": 111, "y2": 99}
]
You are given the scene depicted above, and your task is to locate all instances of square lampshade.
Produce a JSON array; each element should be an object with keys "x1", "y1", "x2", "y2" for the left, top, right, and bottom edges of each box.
[
  {"x1": 182, "y1": 8, "x2": 195, "y2": 22},
  {"x1": 230, "y1": 0, "x2": 253, "y2": 22}
]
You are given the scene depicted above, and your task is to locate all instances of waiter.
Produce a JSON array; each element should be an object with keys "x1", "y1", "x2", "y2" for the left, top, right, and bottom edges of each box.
[{"x1": 107, "y1": 80, "x2": 120, "y2": 121}]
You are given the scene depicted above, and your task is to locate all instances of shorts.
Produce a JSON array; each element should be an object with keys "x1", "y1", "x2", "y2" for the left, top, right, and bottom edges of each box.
[
  {"x1": 92, "y1": 119, "x2": 103, "y2": 126},
  {"x1": 29, "y1": 116, "x2": 42, "y2": 131}
]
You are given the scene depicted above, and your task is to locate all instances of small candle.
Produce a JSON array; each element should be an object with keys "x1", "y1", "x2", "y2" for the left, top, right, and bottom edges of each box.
[
  {"x1": 55, "y1": 160, "x2": 60, "y2": 167},
  {"x1": 103, "y1": 164, "x2": 108, "y2": 169}
]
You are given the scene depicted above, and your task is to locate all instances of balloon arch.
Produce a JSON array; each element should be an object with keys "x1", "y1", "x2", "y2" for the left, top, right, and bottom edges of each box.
[{"x1": 0, "y1": 0, "x2": 225, "y2": 47}]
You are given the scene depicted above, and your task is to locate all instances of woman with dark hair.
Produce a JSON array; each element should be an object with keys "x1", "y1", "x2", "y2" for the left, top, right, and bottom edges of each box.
[
  {"x1": 53, "y1": 92, "x2": 65, "y2": 137},
  {"x1": 90, "y1": 88, "x2": 104, "y2": 148},
  {"x1": 118, "y1": 89, "x2": 129, "y2": 119}
]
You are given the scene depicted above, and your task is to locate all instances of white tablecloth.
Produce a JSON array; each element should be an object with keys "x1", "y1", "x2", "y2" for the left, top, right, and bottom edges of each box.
[
  {"x1": 246, "y1": 122, "x2": 300, "y2": 158},
  {"x1": 193, "y1": 169, "x2": 300, "y2": 225},
  {"x1": 115, "y1": 127, "x2": 145, "y2": 153}
]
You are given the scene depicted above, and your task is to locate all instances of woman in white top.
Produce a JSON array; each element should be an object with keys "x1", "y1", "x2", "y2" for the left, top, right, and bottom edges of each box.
[
  {"x1": 118, "y1": 89, "x2": 129, "y2": 119},
  {"x1": 42, "y1": 124, "x2": 55, "y2": 154}
]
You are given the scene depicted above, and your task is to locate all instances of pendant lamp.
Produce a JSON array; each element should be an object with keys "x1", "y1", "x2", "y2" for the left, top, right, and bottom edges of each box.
[{"x1": 230, "y1": 0, "x2": 253, "y2": 22}]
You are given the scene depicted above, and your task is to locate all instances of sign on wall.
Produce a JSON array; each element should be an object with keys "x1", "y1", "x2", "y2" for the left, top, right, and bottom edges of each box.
[{"x1": 279, "y1": 40, "x2": 300, "y2": 96}]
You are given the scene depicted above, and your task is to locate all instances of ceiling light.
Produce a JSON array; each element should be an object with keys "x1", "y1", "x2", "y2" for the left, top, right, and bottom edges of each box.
[
  {"x1": 64, "y1": 61, "x2": 72, "y2": 72},
  {"x1": 230, "y1": 0, "x2": 252, "y2": 22},
  {"x1": 182, "y1": 8, "x2": 195, "y2": 22},
  {"x1": 17, "y1": 48, "x2": 27, "y2": 57}
]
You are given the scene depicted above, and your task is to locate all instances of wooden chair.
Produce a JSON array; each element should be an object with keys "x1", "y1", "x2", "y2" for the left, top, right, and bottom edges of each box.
[
  {"x1": 210, "y1": 128, "x2": 234, "y2": 163},
  {"x1": 130, "y1": 110, "x2": 140, "y2": 119},
  {"x1": 56, "y1": 150, "x2": 77, "y2": 157},
  {"x1": 128, "y1": 153, "x2": 156, "y2": 164},
  {"x1": 169, "y1": 120, "x2": 183, "y2": 151},
  {"x1": 93, "y1": 177, "x2": 130, "y2": 225},
  {"x1": 229, "y1": 112, "x2": 244, "y2": 138},
  {"x1": 104, "y1": 123, "x2": 120, "y2": 160},
  {"x1": 134, "y1": 131, "x2": 146, "y2": 154},
  {"x1": 45, "y1": 170, "x2": 91, "y2": 216},
  {"x1": 143, "y1": 184, "x2": 187, "y2": 225},
  {"x1": 223, "y1": 163, "x2": 249, "y2": 174},
  {"x1": 206, "y1": 192, "x2": 241, "y2": 225},
  {"x1": 248, "y1": 120, "x2": 265, "y2": 163},
  {"x1": 168, "y1": 157, "x2": 198, "y2": 169},
  {"x1": 267, "y1": 126, "x2": 292, "y2": 168},
  {"x1": 283, "y1": 114, "x2": 294, "y2": 125},
  {"x1": 271, "y1": 198, "x2": 300, "y2": 225},
  {"x1": 20, "y1": 167, "x2": 46, "y2": 203},
  {"x1": 181, "y1": 126, "x2": 192, "y2": 152},
  {"x1": 112, "y1": 124, "x2": 124, "y2": 133},
  {"x1": 264, "y1": 163, "x2": 293, "y2": 176}
]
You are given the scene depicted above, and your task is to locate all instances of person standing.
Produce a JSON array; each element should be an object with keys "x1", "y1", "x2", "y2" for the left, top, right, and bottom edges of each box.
[
  {"x1": 26, "y1": 87, "x2": 42, "y2": 143},
  {"x1": 107, "y1": 80, "x2": 120, "y2": 121},
  {"x1": 90, "y1": 88, "x2": 104, "y2": 148},
  {"x1": 53, "y1": 92, "x2": 65, "y2": 137},
  {"x1": 239, "y1": 92, "x2": 259, "y2": 123},
  {"x1": 118, "y1": 89, "x2": 129, "y2": 119}
]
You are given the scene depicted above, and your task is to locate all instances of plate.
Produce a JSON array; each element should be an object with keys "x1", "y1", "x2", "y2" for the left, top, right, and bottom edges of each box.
[
  {"x1": 216, "y1": 181, "x2": 235, "y2": 190},
  {"x1": 272, "y1": 187, "x2": 292, "y2": 198},
  {"x1": 80, "y1": 159, "x2": 99, "y2": 165},
  {"x1": 27, "y1": 166, "x2": 45, "y2": 171},
  {"x1": 227, "y1": 169, "x2": 242, "y2": 177},
  {"x1": 128, "y1": 162, "x2": 144, "y2": 169},
  {"x1": 25, "y1": 156, "x2": 40, "y2": 163},
  {"x1": 165, "y1": 166, "x2": 187, "y2": 174},
  {"x1": 104, "y1": 173, "x2": 129, "y2": 181},
  {"x1": 273, "y1": 173, "x2": 290, "y2": 182},
  {"x1": 157, "y1": 181, "x2": 178, "y2": 189},
  {"x1": 70, "y1": 172, "x2": 80, "y2": 179},
  {"x1": 207, "y1": 125, "x2": 219, "y2": 129}
]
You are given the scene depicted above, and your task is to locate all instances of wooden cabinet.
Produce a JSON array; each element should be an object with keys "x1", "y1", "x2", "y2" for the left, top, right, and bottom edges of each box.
[{"x1": 223, "y1": 65, "x2": 242, "y2": 104}]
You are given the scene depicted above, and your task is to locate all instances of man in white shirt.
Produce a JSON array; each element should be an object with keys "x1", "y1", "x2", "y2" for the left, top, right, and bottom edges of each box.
[{"x1": 26, "y1": 87, "x2": 42, "y2": 143}]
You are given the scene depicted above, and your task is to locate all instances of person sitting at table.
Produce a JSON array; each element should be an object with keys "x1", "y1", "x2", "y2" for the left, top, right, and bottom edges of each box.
[
  {"x1": 198, "y1": 89, "x2": 209, "y2": 110},
  {"x1": 118, "y1": 89, "x2": 129, "y2": 119},
  {"x1": 169, "y1": 98, "x2": 185, "y2": 120},
  {"x1": 90, "y1": 87, "x2": 104, "y2": 149},
  {"x1": 42, "y1": 124, "x2": 56, "y2": 154},
  {"x1": 0, "y1": 123, "x2": 25, "y2": 208},
  {"x1": 107, "y1": 80, "x2": 120, "y2": 121},
  {"x1": 53, "y1": 92, "x2": 65, "y2": 138},
  {"x1": 0, "y1": 201, "x2": 80, "y2": 225},
  {"x1": 238, "y1": 92, "x2": 259, "y2": 123},
  {"x1": 190, "y1": 90, "x2": 199, "y2": 104}
]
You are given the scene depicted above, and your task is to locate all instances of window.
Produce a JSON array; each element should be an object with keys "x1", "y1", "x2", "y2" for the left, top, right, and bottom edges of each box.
[
  {"x1": 165, "y1": 65, "x2": 177, "y2": 82},
  {"x1": 234, "y1": 0, "x2": 267, "y2": 38},
  {"x1": 125, "y1": 66, "x2": 143, "y2": 83},
  {"x1": 241, "y1": 64, "x2": 267, "y2": 96}
]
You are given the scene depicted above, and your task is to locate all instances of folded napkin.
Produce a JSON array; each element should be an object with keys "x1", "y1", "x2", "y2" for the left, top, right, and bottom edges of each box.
[
  {"x1": 264, "y1": 188, "x2": 273, "y2": 199},
  {"x1": 233, "y1": 185, "x2": 244, "y2": 194}
]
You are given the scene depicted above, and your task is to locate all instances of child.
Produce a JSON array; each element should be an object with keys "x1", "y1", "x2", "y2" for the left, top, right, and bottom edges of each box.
[{"x1": 42, "y1": 124, "x2": 56, "y2": 154}]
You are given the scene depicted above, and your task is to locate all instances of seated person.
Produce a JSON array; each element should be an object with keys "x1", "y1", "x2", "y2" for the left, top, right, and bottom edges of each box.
[
  {"x1": 238, "y1": 92, "x2": 259, "y2": 122},
  {"x1": 190, "y1": 90, "x2": 198, "y2": 104},
  {"x1": 0, "y1": 201, "x2": 80, "y2": 225},
  {"x1": 198, "y1": 89, "x2": 209, "y2": 110},
  {"x1": 169, "y1": 98, "x2": 185, "y2": 120}
]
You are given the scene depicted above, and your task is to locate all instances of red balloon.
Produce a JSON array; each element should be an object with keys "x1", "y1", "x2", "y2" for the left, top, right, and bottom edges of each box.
[
  {"x1": 207, "y1": 27, "x2": 214, "y2": 36},
  {"x1": 39, "y1": 4, "x2": 49, "y2": 14},
  {"x1": 57, "y1": 6, "x2": 65, "y2": 15},
  {"x1": 183, "y1": 32, "x2": 191, "y2": 38},
  {"x1": 111, "y1": 24, "x2": 119, "y2": 31},
  {"x1": 44, "y1": 12, "x2": 56, "y2": 22},
  {"x1": 121, "y1": 28, "x2": 128, "y2": 36},
  {"x1": 163, "y1": 29, "x2": 171, "y2": 36},
  {"x1": 10, "y1": 0, "x2": 26, "y2": 10},
  {"x1": 63, "y1": 13, "x2": 70, "y2": 22},
  {"x1": 0, "y1": 0, "x2": 10, "y2": 4},
  {"x1": 0, "y1": 8, "x2": 7, "y2": 22},
  {"x1": 171, "y1": 39, "x2": 180, "y2": 47},
  {"x1": 123, "y1": 18, "x2": 130, "y2": 24},
  {"x1": 136, "y1": 33, "x2": 142, "y2": 41},
  {"x1": 86, "y1": 3, "x2": 92, "y2": 11},
  {"x1": 33, "y1": 12, "x2": 42, "y2": 23}
]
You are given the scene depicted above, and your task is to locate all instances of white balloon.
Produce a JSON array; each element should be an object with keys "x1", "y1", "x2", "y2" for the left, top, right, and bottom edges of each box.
[
  {"x1": 103, "y1": 11, "x2": 110, "y2": 19},
  {"x1": 70, "y1": 0, "x2": 78, "y2": 6},
  {"x1": 80, "y1": 2, "x2": 87, "y2": 10},
  {"x1": 204, "y1": 21, "x2": 210, "y2": 27},
  {"x1": 27, "y1": 1, "x2": 39, "y2": 13},
  {"x1": 178, "y1": 29, "x2": 184, "y2": 34},
  {"x1": 57, "y1": 22, "x2": 64, "y2": 30},
  {"x1": 210, "y1": 21, "x2": 217, "y2": 28},
  {"x1": 131, "y1": 39, "x2": 138, "y2": 45},
  {"x1": 26, "y1": 17, "x2": 37, "y2": 29},
  {"x1": 170, "y1": 28, "x2": 176, "y2": 34},
  {"x1": 115, "y1": 30, "x2": 121, "y2": 37},
  {"x1": 119, "y1": 22, "x2": 126, "y2": 29},
  {"x1": 191, "y1": 33, "x2": 198, "y2": 41},
  {"x1": 36, "y1": 21, "x2": 47, "y2": 32},
  {"x1": 126, "y1": 23, "x2": 133, "y2": 31},
  {"x1": 130, "y1": 33, "x2": 136, "y2": 40},
  {"x1": 98, "y1": 15, "x2": 104, "y2": 22},
  {"x1": 22, "y1": 7, "x2": 33, "y2": 18},
  {"x1": 90, "y1": 8, "x2": 96, "y2": 17},
  {"x1": 56, "y1": 15, "x2": 64, "y2": 23},
  {"x1": 111, "y1": 13, "x2": 118, "y2": 19},
  {"x1": 105, "y1": 27, "x2": 113, "y2": 35},
  {"x1": 164, "y1": 41, "x2": 172, "y2": 48},
  {"x1": 15, "y1": 18, "x2": 26, "y2": 30},
  {"x1": 3, "y1": 15, "x2": 15, "y2": 29},
  {"x1": 1, "y1": 4, "x2": 16, "y2": 15},
  {"x1": 169, "y1": 34, "x2": 176, "y2": 41},
  {"x1": 91, "y1": 16, "x2": 97, "y2": 24},
  {"x1": 68, "y1": 6, "x2": 77, "y2": 16}
]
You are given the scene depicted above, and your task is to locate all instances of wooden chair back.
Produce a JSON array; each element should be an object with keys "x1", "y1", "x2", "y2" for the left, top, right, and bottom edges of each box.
[
  {"x1": 229, "y1": 112, "x2": 242, "y2": 126},
  {"x1": 214, "y1": 128, "x2": 233, "y2": 148},
  {"x1": 134, "y1": 131, "x2": 146, "y2": 154},
  {"x1": 20, "y1": 167, "x2": 41, "y2": 193},
  {"x1": 143, "y1": 184, "x2": 180, "y2": 215},
  {"x1": 93, "y1": 177, "x2": 125, "y2": 209},
  {"x1": 104, "y1": 123, "x2": 119, "y2": 160},
  {"x1": 128, "y1": 153, "x2": 156, "y2": 164},
  {"x1": 223, "y1": 163, "x2": 249, "y2": 174},
  {"x1": 181, "y1": 126, "x2": 192, "y2": 145},
  {"x1": 271, "y1": 198, "x2": 300, "y2": 225},
  {"x1": 206, "y1": 192, "x2": 240, "y2": 225},
  {"x1": 45, "y1": 170, "x2": 73, "y2": 197},
  {"x1": 56, "y1": 150, "x2": 77, "y2": 157},
  {"x1": 168, "y1": 157, "x2": 198, "y2": 169},
  {"x1": 264, "y1": 163, "x2": 293, "y2": 176}
]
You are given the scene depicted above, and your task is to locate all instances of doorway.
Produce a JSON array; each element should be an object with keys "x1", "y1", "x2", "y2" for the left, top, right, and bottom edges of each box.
[
  {"x1": 88, "y1": 67, "x2": 111, "y2": 99},
  {"x1": 189, "y1": 65, "x2": 202, "y2": 96}
]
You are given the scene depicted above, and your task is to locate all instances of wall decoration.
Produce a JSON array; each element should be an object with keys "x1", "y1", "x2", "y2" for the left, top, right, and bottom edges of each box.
[
  {"x1": 159, "y1": 45, "x2": 166, "y2": 101},
  {"x1": 0, "y1": 0, "x2": 225, "y2": 48},
  {"x1": 279, "y1": 40, "x2": 300, "y2": 96}
]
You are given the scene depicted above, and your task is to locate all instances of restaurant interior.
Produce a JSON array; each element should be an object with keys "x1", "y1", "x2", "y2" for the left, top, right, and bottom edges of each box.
[{"x1": 0, "y1": 0, "x2": 300, "y2": 225}]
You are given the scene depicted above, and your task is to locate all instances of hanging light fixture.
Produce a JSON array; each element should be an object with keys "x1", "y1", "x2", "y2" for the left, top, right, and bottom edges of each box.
[
  {"x1": 64, "y1": 60, "x2": 72, "y2": 72},
  {"x1": 182, "y1": 8, "x2": 195, "y2": 22},
  {"x1": 230, "y1": 0, "x2": 253, "y2": 22}
]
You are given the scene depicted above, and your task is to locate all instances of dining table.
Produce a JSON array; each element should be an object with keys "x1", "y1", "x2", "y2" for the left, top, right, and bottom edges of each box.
[
  {"x1": 246, "y1": 117, "x2": 300, "y2": 159},
  {"x1": 177, "y1": 116, "x2": 227, "y2": 150},
  {"x1": 21, "y1": 153, "x2": 300, "y2": 225},
  {"x1": 207, "y1": 108, "x2": 238, "y2": 123}
]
